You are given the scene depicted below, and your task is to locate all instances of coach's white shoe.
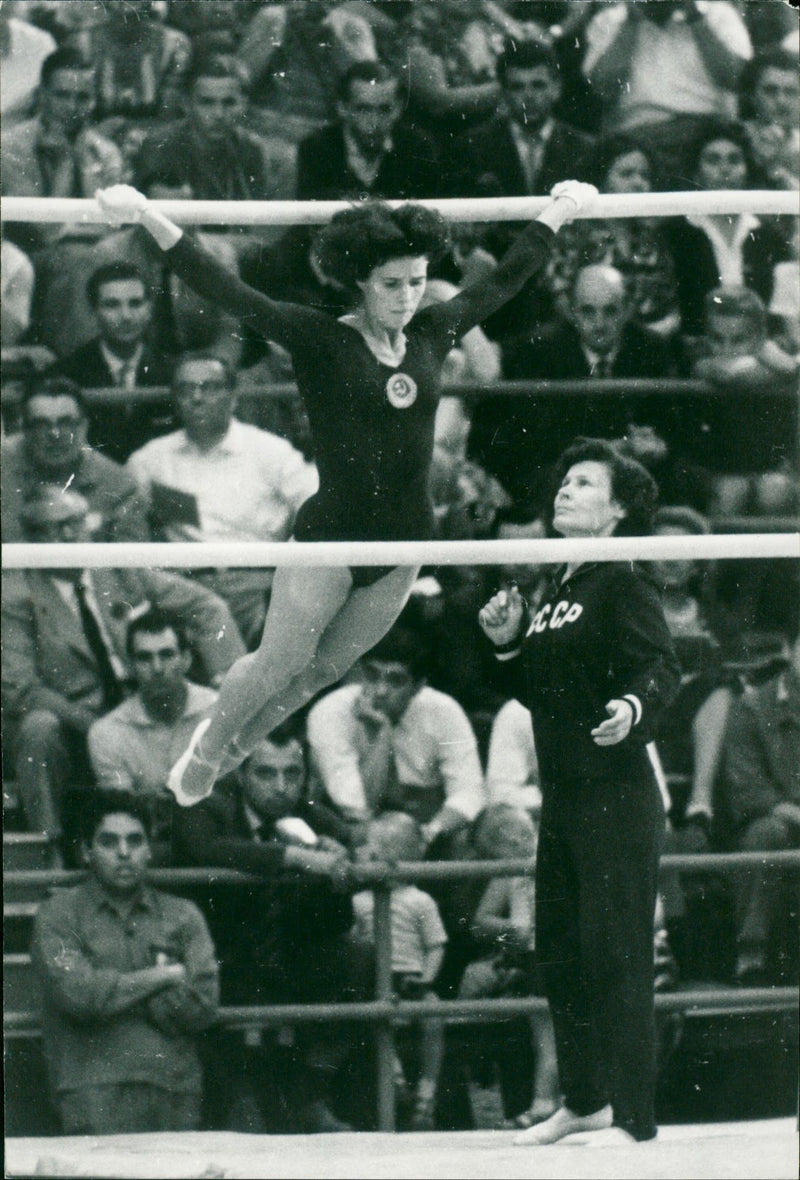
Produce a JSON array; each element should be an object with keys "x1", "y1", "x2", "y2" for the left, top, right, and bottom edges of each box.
[
  {"x1": 168, "y1": 718, "x2": 216, "y2": 807},
  {"x1": 514, "y1": 1103, "x2": 613, "y2": 1145}
]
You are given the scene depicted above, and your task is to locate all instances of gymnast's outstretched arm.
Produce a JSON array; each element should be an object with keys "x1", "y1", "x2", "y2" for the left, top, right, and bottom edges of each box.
[
  {"x1": 428, "y1": 181, "x2": 598, "y2": 341},
  {"x1": 95, "y1": 186, "x2": 325, "y2": 353}
]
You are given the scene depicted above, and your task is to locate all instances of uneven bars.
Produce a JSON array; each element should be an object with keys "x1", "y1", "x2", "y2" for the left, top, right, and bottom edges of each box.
[
  {"x1": 1, "y1": 190, "x2": 797, "y2": 226},
  {"x1": 3, "y1": 534, "x2": 798, "y2": 571}
]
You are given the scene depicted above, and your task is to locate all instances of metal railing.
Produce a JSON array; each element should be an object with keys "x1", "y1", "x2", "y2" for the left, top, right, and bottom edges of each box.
[{"x1": 5, "y1": 849, "x2": 799, "y2": 1131}]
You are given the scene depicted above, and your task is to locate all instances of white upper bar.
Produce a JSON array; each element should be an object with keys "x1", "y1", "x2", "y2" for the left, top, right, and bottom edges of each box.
[
  {"x1": 3, "y1": 534, "x2": 798, "y2": 570},
  {"x1": 2, "y1": 191, "x2": 798, "y2": 225}
]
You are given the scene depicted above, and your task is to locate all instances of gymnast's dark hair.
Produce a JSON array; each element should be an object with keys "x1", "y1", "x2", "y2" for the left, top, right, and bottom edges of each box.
[
  {"x1": 549, "y1": 437, "x2": 659, "y2": 538},
  {"x1": 313, "y1": 202, "x2": 450, "y2": 289}
]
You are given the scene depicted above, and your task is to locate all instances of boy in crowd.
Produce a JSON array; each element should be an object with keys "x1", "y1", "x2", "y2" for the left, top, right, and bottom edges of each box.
[{"x1": 353, "y1": 812, "x2": 448, "y2": 1131}]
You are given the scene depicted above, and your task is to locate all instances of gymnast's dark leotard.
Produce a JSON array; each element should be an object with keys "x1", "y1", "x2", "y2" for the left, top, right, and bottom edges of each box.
[{"x1": 164, "y1": 222, "x2": 555, "y2": 584}]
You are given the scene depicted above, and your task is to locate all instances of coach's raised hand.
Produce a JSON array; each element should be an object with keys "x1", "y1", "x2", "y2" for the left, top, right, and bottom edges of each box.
[{"x1": 479, "y1": 586, "x2": 527, "y2": 648}]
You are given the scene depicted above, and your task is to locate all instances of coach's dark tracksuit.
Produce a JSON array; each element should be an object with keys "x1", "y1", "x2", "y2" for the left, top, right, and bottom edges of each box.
[{"x1": 492, "y1": 562, "x2": 680, "y2": 1140}]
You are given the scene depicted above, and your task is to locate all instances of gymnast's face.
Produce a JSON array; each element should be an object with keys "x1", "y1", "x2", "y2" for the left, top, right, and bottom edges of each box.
[
  {"x1": 357, "y1": 256, "x2": 429, "y2": 334},
  {"x1": 552, "y1": 461, "x2": 626, "y2": 538}
]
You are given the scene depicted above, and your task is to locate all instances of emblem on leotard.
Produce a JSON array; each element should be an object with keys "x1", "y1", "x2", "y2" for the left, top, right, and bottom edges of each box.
[{"x1": 385, "y1": 373, "x2": 418, "y2": 408}]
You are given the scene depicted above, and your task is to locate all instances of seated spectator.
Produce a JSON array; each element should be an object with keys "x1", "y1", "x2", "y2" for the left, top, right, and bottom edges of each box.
[
  {"x1": 1, "y1": 376, "x2": 149, "y2": 543},
  {"x1": 242, "y1": 1, "x2": 387, "y2": 146},
  {"x1": 485, "y1": 698, "x2": 543, "y2": 818},
  {"x1": 469, "y1": 263, "x2": 685, "y2": 514},
  {"x1": 133, "y1": 53, "x2": 296, "y2": 250},
  {"x1": 52, "y1": 261, "x2": 176, "y2": 462},
  {"x1": 127, "y1": 353, "x2": 318, "y2": 647},
  {"x1": 31, "y1": 790, "x2": 219, "y2": 1135},
  {"x1": 1, "y1": 229, "x2": 35, "y2": 346},
  {"x1": 690, "y1": 286, "x2": 798, "y2": 516},
  {"x1": 296, "y1": 59, "x2": 442, "y2": 201},
  {"x1": 87, "y1": 609, "x2": 220, "y2": 855},
  {"x1": 663, "y1": 120, "x2": 792, "y2": 336},
  {"x1": 739, "y1": 48, "x2": 799, "y2": 191},
  {"x1": 26, "y1": 206, "x2": 244, "y2": 369},
  {"x1": 2, "y1": 486, "x2": 245, "y2": 850},
  {"x1": 718, "y1": 625, "x2": 800, "y2": 985},
  {"x1": 352, "y1": 811, "x2": 448, "y2": 1131},
  {"x1": 453, "y1": 38, "x2": 595, "y2": 200},
  {"x1": 544, "y1": 135, "x2": 682, "y2": 336},
  {"x1": 0, "y1": 1, "x2": 57, "y2": 125},
  {"x1": 582, "y1": 0, "x2": 752, "y2": 186},
  {"x1": 458, "y1": 803, "x2": 559, "y2": 1131},
  {"x1": 67, "y1": 0, "x2": 191, "y2": 129},
  {"x1": 307, "y1": 622, "x2": 486, "y2": 858},
  {"x1": 1, "y1": 48, "x2": 123, "y2": 249},
  {"x1": 172, "y1": 725, "x2": 365, "y2": 1134}
]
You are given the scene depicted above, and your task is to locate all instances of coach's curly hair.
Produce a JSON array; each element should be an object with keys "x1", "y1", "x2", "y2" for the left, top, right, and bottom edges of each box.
[
  {"x1": 548, "y1": 437, "x2": 659, "y2": 538},
  {"x1": 313, "y1": 202, "x2": 450, "y2": 289}
]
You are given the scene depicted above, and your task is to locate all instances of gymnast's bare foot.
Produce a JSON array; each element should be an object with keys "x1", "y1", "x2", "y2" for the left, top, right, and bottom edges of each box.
[
  {"x1": 168, "y1": 718, "x2": 219, "y2": 806},
  {"x1": 514, "y1": 1103, "x2": 613, "y2": 1145}
]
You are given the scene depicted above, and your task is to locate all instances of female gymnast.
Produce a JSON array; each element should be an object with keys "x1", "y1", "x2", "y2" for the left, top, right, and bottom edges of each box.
[
  {"x1": 95, "y1": 179, "x2": 597, "y2": 805},
  {"x1": 479, "y1": 438, "x2": 681, "y2": 1145}
]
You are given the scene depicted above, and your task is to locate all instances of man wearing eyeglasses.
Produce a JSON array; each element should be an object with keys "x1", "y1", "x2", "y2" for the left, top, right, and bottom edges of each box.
[
  {"x1": 127, "y1": 353, "x2": 318, "y2": 647},
  {"x1": 1, "y1": 375, "x2": 149, "y2": 543}
]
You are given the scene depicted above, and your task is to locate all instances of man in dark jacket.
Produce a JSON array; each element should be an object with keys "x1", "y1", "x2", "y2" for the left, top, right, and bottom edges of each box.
[
  {"x1": 452, "y1": 38, "x2": 595, "y2": 346},
  {"x1": 172, "y1": 725, "x2": 371, "y2": 1133},
  {"x1": 52, "y1": 261, "x2": 175, "y2": 461},
  {"x1": 454, "y1": 39, "x2": 595, "y2": 201},
  {"x1": 469, "y1": 263, "x2": 689, "y2": 512},
  {"x1": 296, "y1": 60, "x2": 443, "y2": 201}
]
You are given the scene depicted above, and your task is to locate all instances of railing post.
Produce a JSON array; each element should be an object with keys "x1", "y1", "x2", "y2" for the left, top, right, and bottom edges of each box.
[{"x1": 373, "y1": 878, "x2": 395, "y2": 1132}]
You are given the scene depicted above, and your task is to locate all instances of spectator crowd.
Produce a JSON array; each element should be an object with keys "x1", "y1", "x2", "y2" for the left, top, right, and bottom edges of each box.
[{"x1": 2, "y1": 0, "x2": 798, "y2": 1140}]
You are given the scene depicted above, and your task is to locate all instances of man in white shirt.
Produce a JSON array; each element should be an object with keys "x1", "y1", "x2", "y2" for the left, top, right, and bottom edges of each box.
[
  {"x1": 127, "y1": 353, "x2": 318, "y2": 646},
  {"x1": 582, "y1": 0, "x2": 752, "y2": 182},
  {"x1": 306, "y1": 624, "x2": 486, "y2": 855},
  {"x1": 88, "y1": 609, "x2": 219, "y2": 853}
]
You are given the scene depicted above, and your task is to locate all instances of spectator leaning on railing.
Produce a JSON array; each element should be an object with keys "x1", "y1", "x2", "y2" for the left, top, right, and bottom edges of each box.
[{"x1": 171, "y1": 724, "x2": 367, "y2": 1134}]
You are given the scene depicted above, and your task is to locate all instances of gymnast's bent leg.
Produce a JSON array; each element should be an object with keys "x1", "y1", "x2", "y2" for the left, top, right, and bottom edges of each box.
[
  {"x1": 219, "y1": 565, "x2": 421, "y2": 768},
  {"x1": 171, "y1": 565, "x2": 419, "y2": 799},
  {"x1": 169, "y1": 564, "x2": 355, "y2": 801}
]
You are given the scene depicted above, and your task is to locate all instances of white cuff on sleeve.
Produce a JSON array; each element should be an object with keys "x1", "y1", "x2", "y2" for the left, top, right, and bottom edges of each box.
[{"x1": 623, "y1": 694, "x2": 642, "y2": 725}]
